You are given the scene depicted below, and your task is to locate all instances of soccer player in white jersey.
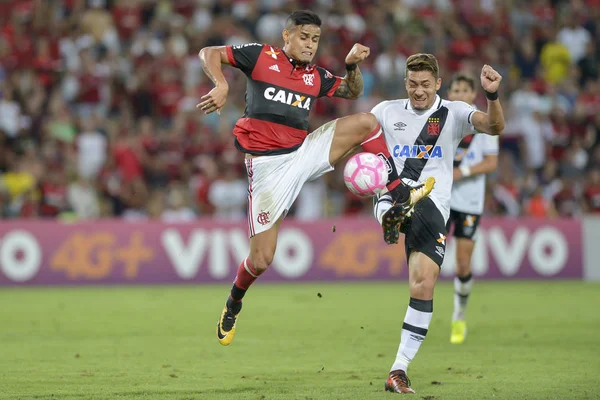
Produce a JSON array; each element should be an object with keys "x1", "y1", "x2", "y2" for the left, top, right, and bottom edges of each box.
[
  {"x1": 446, "y1": 73, "x2": 499, "y2": 345},
  {"x1": 371, "y1": 54, "x2": 505, "y2": 394}
]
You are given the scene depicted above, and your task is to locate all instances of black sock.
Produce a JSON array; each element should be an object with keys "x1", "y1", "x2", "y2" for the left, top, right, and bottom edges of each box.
[
  {"x1": 383, "y1": 155, "x2": 401, "y2": 188},
  {"x1": 457, "y1": 273, "x2": 472, "y2": 283},
  {"x1": 230, "y1": 284, "x2": 246, "y2": 301},
  {"x1": 226, "y1": 295, "x2": 243, "y2": 314},
  {"x1": 227, "y1": 284, "x2": 246, "y2": 313},
  {"x1": 409, "y1": 297, "x2": 433, "y2": 312}
]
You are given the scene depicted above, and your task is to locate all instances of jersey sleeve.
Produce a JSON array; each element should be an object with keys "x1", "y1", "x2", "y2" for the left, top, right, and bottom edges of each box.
[
  {"x1": 370, "y1": 101, "x2": 389, "y2": 125},
  {"x1": 225, "y1": 43, "x2": 263, "y2": 74},
  {"x1": 316, "y1": 66, "x2": 343, "y2": 97},
  {"x1": 448, "y1": 101, "x2": 476, "y2": 140},
  {"x1": 483, "y1": 133, "x2": 499, "y2": 155}
]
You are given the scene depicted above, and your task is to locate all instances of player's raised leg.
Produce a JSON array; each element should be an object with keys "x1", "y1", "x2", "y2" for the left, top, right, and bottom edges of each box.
[
  {"x1": 451, "y1": 237, "x2": 474, "y2": 344},
  {"x1": 217, "y1": 216, "x2": 282, "y2": 346},
  {"x1": 330, "y1": 112, "x2": 410, "y2": 190},
  {"x1": 327, "y1": 112, "x2": 380, "y2": 165},
  {"x1": 358, "y1": 119, "x2": 435, "y2": 243},
  {"x1": 330, "y1": 112, "x2": 435, "y2": 242},
  {"x1": 386, "y1": 252, "x2": 439, "y2": 394}
]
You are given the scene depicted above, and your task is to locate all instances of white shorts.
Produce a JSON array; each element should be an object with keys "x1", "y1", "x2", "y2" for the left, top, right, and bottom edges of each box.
[{"x1": 244, "y1": 119, "x2": 337, "y2": 237}]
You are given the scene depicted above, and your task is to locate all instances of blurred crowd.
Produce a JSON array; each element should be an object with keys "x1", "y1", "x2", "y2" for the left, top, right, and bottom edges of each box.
[{"x1": 1, "y1": 0, "x2": 599, "y2": 221}]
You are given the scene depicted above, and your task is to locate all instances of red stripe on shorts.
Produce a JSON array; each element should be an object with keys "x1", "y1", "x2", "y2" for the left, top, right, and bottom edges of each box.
[{"x1": 247, "y1": 158, "x2": 255, "y2": 236}]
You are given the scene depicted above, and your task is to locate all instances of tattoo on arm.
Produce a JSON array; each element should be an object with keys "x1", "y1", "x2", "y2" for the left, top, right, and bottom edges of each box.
[{"x1": 334, "y1": 68, "x2": 364, "y2": 99}]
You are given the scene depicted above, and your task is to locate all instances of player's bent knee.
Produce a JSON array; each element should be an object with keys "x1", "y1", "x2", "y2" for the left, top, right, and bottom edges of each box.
[
  {"x1": 249, "y1": 251, "x2": 274, "y2": 274},
  {"x1": 342, "y1": 112, "x2": 379, "y2": 144},
  {"x1": 361, "y1": 112, "x2": 379, "y2": 130},
  {"x1": 356, "y1": 112, "x2": 379, "y2": 137}
]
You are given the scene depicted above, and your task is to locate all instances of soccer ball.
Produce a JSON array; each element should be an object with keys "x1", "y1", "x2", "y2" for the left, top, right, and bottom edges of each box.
[{"x1": 343, "y1": 152, "x2": 388, "y2": 197}]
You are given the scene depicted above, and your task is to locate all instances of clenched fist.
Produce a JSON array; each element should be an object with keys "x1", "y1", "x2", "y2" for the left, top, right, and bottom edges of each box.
[
  {"x1": 345, "y1": 43, "x2": 370, "y2": 65},
  {"x1": 480, "y1": 64, "x2": 502, "y2": 93}
]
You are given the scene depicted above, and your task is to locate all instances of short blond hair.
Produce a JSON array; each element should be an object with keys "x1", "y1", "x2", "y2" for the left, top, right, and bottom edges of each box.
[{"x1": 405, "y1": 53, "x2": 439, "y2": 79}]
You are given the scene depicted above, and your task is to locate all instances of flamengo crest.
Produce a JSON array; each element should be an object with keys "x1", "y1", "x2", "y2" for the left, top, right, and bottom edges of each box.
[{"x1": 303, "y1": 74, "x2": 314, "y2": 86}]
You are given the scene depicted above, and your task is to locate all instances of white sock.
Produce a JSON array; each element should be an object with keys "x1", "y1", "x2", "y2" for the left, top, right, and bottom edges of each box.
[
  {"x1": 390, "y1": 298, "x2": 433, "y2": 373},
  {"x1": 453, "y1": 274, "x2": 473, "y2": 321},
  {"x1": 374, "y1": 193, "x2": 393, "y2": 224}
]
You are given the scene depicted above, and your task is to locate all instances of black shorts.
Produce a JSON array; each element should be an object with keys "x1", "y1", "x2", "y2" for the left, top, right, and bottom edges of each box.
[
  {"x1": 400, "y1": 197, "x2": 447, "y2": 267},
  {"x1": 446, "y1": 209, "x2": 481, "y2": 240}
]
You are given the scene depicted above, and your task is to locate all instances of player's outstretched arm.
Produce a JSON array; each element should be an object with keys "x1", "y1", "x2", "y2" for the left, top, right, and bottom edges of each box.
[
  {"x1": 334, "y1": 43, "x2": 370, "y2": 100},
  {"x1": 197, "y1": 46, "x2": 231, "y2": 114},
  {"x1": 471, "y1": 65, "x2": 505, "y2": 136}
]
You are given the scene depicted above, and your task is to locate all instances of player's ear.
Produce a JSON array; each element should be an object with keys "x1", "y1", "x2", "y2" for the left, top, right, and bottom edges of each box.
[
  {"x1": 436, "y1": 78, "x2": 442, "y2": 91},
  {"x1": 282, "y1": 29, "x2": 290, "y2": 45}
]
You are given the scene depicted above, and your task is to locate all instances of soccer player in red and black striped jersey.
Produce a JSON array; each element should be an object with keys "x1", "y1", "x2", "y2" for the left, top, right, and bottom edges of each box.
[{"x1": 198, "y1": 10, "x2": 433, "y2": 346}]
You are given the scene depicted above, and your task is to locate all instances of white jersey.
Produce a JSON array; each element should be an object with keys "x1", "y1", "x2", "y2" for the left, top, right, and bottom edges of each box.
[
  {"x1": 371, "y1": 95, "x2": 476, "y2": 222},
  {"x1": 450, "y1": 128, "x2": 499, "y2": 215}
]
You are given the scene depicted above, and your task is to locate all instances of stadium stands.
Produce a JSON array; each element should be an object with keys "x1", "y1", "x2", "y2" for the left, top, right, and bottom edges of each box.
[{"x1": 0, "y1": 0, "x2": 599, "y2": 220}]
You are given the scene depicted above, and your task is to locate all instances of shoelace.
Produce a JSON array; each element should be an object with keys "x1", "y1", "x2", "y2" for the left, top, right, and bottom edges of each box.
[{"x1": 389, "y1": 372, "x2": 411, "y2": 389}]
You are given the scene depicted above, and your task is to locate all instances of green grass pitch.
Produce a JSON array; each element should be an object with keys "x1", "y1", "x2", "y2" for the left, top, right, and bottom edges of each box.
[{"x1": 1, "y1": 281, "x2": 599, "y2": 400}]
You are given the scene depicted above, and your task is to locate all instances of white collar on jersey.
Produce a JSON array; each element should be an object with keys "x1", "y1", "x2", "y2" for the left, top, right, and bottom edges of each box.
[{"x1": 405, "y1": 95, "x2": 442, "y2": 114}]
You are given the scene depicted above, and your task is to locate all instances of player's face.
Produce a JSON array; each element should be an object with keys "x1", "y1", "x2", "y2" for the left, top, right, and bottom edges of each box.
[
  {"x1": 405, "y1": 70, "x2": 442, "y2": 110},
  {"x1": 282, "y1": 24, "x2": 321, "y2": 64},
  {"x1": 448, "y1": 80, "x2": 476, "y2": 104}
]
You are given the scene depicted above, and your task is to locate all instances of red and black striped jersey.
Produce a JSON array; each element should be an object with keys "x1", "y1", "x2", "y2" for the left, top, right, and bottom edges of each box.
[{"x1": 225, "y1": 43, "x2": 343, "y2": 155}]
